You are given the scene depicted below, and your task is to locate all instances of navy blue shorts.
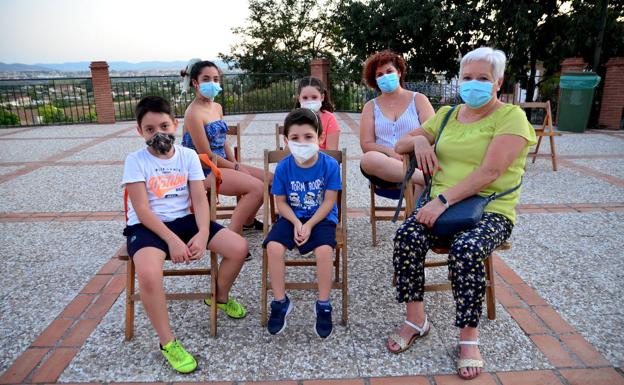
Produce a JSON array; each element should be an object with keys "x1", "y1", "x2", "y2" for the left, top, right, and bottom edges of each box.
[
  {"x1": 123, "y1": 214, "x2": 224, "y2": 258},
  {"x1": 262, "y1": 217, "x2": 337, "y2": 255}
]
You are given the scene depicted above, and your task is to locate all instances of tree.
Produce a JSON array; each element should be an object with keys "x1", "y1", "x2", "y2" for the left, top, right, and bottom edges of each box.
[
  {"x1": 331, "y1": 0, "x2": 490, "y2": 79},
  {"x1": 219, "y1": 0, "x2": 337, "y2": 75}
]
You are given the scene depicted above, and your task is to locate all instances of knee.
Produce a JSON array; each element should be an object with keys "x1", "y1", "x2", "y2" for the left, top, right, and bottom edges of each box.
[
  {"x1": 137, "y1": 269, "x2": 162, "y2": 293},
  {"x1": 360, "y1": 151, "x2": 380, "y2": 171},
  {"x1": 266, "y1": 242, "x2": 284, "y2": 259},
  {"x1": 228, "y1": 238, "x2": 248, "y2": 263},
  {"x1": 315, "y1": 246, "x2": 333, "y2": 261},
  {"x1": 247, "y1": 179, "x2": 264, "y2": 199}
]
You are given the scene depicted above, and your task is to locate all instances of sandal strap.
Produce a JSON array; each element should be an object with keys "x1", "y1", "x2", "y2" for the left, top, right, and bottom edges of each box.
[
  {"x1": 404, "y1": 316, "x2": 429, "y2": 336},
  {"x1": 388, "y1": 333, "x2": 408, "y2": 349},
  {"x1": 457, "y1": 358, "x2": 484, "y2": 369},
  {"x1": 458, "y1": 340, "x2": 479, "y2": 345}
]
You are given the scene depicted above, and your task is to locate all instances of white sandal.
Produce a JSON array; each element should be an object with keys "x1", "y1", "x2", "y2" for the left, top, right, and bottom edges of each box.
[
  {"x1": 387, "y1": 317, "x2": 430, "y2": 354},
  {"x1": 457, "y1": 340, "x2": 485, "y2": 380}
]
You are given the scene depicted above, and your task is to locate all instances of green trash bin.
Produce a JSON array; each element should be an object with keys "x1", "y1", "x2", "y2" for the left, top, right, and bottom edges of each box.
[{"x1": 558, "y1": 72, "x2": 601, "y2": 132}]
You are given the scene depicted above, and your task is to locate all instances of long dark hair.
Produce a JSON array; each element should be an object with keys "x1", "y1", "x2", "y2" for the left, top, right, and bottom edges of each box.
[
  {"x1": 180, "y1": 60, "x2": 220, "y2": 88},
  {"x1": 295, "y1": 76, "x2": 334, "y2": 113}
]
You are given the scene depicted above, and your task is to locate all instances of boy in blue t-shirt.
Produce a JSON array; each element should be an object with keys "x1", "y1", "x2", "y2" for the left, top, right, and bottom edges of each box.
[{"x1": 262, "y1": 108, "x2": 342, "y2": 338}]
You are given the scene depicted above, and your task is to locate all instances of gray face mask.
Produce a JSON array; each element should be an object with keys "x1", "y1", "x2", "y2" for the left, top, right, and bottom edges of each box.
[{"x1": 146, "y1": 132, "x2": 175, "y2": 155}]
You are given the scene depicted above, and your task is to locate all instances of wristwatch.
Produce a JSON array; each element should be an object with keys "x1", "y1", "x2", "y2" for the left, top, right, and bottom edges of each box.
[
  {"x1": 234, "y1": 163, "x2": 240, "y2": 171},
  {"x1": 437, "y1": 194, "x2": 450, "y2": 209}
]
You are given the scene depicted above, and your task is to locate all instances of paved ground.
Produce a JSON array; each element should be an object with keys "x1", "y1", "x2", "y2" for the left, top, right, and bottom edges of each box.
[{"x1": 0, "y1": 112, "x2": 623, "y2": 385}]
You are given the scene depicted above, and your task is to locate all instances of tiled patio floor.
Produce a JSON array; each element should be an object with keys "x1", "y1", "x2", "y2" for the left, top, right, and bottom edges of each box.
[{"x1": 0, "y1": 114, "x2": 623, "y2": 384}]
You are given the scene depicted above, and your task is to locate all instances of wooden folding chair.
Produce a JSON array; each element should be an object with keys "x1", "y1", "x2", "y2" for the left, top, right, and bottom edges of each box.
[
  {"x1": 117, "y1": 163, "x2": 220, "y2": 340},
  {"x1": 519, "y1": 101, "x2": 561, "y2": 171},
  {"x1": 260, "y1": 149, "x2": 349, "y2": 326},
  {"x1": 397, "y1": 152, "x2": 509, "y2": 320}
]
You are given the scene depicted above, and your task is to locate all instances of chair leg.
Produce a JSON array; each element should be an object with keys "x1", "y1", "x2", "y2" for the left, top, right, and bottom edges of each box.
[
  {"x1": 261, "y1": 249, "x2": 268, "y2": 327},
  {"x1": 334, "y1": 246, "x2": 340, "y2": 283},
  {"x1": 550, "y1": 135, "x2": 558, "y2": 171},
  {"x1": 125, "y1": 259, "x2": 135, "y2": 341},
  {"x1": 485, "y1": 253, "x2": 496, "y2": 320},
  {"x1": 370, "y1": 186, "x2": 377, "y2": 246},
  {"x1": 532, "y1": 136, "x2": 543, "y2": 164},
  {"x1": 341, "y1": 242, "x2": 348, "y2": 326},
  {"x1": 210, "y1": 252, "x2": 218, "y2": 337}
]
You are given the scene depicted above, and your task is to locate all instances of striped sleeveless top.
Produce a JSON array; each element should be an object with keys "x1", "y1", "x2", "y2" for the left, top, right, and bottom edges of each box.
[{"x1": 373, "y1": 92, "x2": 421, "y2": 148}]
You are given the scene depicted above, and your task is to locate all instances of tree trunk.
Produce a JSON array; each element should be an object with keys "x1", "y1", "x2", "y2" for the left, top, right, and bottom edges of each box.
[{"x1": 525, "y1": 52, "x2": 537, "y2": 103}]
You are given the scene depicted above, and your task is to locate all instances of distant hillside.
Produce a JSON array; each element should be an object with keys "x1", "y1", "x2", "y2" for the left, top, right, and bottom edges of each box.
[
  {"x1": 0, "y1": 62, "x2": 54, "y2": 72},
  {"x1": 0, "y1": 60, "x2": 229, "y2": 72}
]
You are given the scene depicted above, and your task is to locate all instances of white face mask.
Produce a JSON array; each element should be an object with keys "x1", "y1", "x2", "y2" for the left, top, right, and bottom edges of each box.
[
  {"x1": 288, "y1": 141, "x2": 319, "y2": 164},
  {"x1": 301, "y1": 100, "x2": 322, "y2": 112}
]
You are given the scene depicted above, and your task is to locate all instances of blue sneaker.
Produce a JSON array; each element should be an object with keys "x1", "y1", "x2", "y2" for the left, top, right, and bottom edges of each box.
[
  {"x1": 267, "y1": 296, "x2": 293, "y2": 335},
  {"x1": 315, "y1": 301, "x2": 333, "y2": 338}
]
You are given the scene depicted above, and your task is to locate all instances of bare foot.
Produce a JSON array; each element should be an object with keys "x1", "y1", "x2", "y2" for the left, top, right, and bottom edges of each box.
[{"x1": 457, "y1": 343, "x2": 483, "y2": 380}]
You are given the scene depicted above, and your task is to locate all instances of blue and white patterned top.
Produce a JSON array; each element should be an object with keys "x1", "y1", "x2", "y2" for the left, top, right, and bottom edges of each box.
[
  {"x1": 181, "y1": 119, "x2": 228, "y2": 158},
  {"x1": 373, "y1": 92, "x2": 421, "y2": 148}
]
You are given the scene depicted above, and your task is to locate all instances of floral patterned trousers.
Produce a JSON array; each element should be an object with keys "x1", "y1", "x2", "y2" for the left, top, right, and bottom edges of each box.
[{"x1": 393, "y1": 210, "x2": 513, "y2": 328}]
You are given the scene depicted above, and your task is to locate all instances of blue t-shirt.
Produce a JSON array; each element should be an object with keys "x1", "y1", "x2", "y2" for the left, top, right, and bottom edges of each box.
[{"x1": 271, "y1": 152, "x2": 342, "y2": 224}]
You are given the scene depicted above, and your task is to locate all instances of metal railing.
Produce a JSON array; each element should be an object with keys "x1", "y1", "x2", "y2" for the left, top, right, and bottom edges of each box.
[
  {"x1": 111, "y1": 73, "x2": 303, "y2": 121},
  {"x1": 0, "y1": 78, "x2": 96, "y2": 127},
  {"x1": 331, "y1": 72, "x2": 463, "y2": 112},
  {"x1": 0, "y1": 72, "x2": 561, "y2": 128}
]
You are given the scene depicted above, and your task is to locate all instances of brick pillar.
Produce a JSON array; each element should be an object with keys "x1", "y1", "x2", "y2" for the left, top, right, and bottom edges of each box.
[
  {"x1": 560, "y1": 57, "x2": 588, "y2": 74},
  {"x1": 557, "y1": 57, "x2": 588, "y2": 125},
  {"x1": 598, "y1": 57, "x2": 624, "y2": 130},
  {"x1": 89, "y1": 61, "x2": 115, "y2": 124},
  {"x1": 310, "y1": 58, "x2": 331, "y2": 93}
]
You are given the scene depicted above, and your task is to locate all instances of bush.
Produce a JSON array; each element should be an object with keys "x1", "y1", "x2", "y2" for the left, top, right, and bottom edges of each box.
[
  {"x1": 37, "y1": 104, "x2": 69, "y2": 124},
  {"x1": 0, "y1": 108, "x2": 20, "y2": 126}
]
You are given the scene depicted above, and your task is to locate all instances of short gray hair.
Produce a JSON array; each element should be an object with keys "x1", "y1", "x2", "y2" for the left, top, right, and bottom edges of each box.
[{"x1": 459, "y1": 47, "x2": 507, "y2": 81}]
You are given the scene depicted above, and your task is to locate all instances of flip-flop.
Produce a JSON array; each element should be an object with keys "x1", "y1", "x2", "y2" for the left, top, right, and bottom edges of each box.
[
  {"x1": 457, "y1": 340, "x2": 484, "y2": 380},
  {"x1": 387, "y1": 317, "x2": 430, "y2": 354}
]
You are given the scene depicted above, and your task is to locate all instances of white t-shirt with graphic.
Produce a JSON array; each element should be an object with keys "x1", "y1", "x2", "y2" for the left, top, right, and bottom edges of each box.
[{"x1": 122, "y1": 145, "x2": 205, "y2": 226}]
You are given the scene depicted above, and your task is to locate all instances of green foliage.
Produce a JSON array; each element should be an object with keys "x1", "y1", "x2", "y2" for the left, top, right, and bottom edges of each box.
[
  {"x1": 37, "y1": 104, "x2": 69, "y2": 124},
  {"x1": 219, "y1": 0, "x2": 337, "y2": 74},
  {"x1": 235, "y1": 80, "x2": 298, "y2": 112},
  {"x1": 0, "y1": 108, "x2": 20, "y2": 126}
]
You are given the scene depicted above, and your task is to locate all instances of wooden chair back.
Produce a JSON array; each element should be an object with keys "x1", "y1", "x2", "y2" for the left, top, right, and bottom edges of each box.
[{"x1": 261, "y1": 148, "x2": 349, "y2": 326}]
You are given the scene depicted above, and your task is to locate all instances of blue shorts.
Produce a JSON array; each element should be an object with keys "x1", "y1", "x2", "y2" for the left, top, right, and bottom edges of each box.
[
  {"x1": 262, "y1": 217, "x2": 337, "y2": 255},
  {"x1": 123, "y1": 214, "x2": 224, "y2": 258}
]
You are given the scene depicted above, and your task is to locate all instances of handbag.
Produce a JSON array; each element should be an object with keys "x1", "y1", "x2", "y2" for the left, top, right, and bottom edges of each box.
[{"x1": 393, "y1": 105, "x2": 521, "y2": 237}]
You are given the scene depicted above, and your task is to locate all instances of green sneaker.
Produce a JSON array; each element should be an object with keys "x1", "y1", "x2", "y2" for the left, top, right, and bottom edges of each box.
[
  {"x1": 204, "y1": 297, "x2": 247, "y2": 319},
  {"x1": 160, "y1": 339, "x2": 197, "y2": 374}
]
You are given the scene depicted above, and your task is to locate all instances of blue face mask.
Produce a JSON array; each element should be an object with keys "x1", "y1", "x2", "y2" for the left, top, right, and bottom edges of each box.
[
  {"x1": 376, "y1": 73, "x2": 400, "y2": 93},
  {"x1": 198, "y1": 82, "x2": 222, "y2": 99},
  {"x1": 459, "y1": 80, "x2": 494, "y2": 108}
]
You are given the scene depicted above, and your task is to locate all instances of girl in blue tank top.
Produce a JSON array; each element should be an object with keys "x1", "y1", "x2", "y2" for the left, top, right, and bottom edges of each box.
[{"x1": 181, "y1": 59, "x2": 272, "y2": 241}]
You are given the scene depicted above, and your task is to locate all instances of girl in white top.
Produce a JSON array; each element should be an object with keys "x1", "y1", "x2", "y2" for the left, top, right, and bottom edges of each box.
[{"x1": 359, "y1": 50, "x2": 435, "y2": 196}]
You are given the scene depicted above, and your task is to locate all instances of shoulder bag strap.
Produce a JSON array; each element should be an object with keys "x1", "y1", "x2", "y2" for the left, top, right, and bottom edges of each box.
[{"x1": 392, "y1": 105, "x2": 457, "y2": 222}]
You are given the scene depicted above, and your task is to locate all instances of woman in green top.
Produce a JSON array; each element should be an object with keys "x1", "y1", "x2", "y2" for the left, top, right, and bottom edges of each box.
[{"x1": 387, "y1": 47, "x2": 536, "y2": 380}]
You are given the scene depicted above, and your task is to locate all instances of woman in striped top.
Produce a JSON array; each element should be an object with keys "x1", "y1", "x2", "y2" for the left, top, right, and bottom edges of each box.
[{"x1": 359, "y1": 50, "x2": 435, "y2": 196}]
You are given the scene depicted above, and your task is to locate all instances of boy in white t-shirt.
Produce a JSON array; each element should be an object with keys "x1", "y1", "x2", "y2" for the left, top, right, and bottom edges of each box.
[{"x1": 122, "y1": 96, "x2": 248, "y2": 374}]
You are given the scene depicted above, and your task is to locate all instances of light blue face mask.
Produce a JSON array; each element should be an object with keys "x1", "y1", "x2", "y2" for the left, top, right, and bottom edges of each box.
[
  {"x1": 459, "y1": 80, "x2": 494, "y2": 108},
  {"x1": 198, "y1": 82, "x2": 222, "y2": 99},
  {"x1": 376, "y1": 73, "x2": 400, "y2": 93}
]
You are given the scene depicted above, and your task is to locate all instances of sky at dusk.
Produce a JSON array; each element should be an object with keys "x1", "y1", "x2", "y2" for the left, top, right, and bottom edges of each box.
[{"x1": 0, "y1": 0, "x2": 250, "y2": 64}]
